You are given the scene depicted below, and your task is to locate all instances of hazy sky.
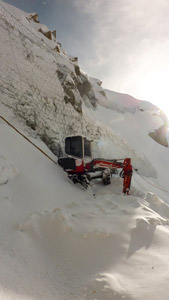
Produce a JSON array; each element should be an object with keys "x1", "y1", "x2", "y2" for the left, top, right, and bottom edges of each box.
[{"x1": 3, "y1": 0, "x2": 169, "y2": 115}]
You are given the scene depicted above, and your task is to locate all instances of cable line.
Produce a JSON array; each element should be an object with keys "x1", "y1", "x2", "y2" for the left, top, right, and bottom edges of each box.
[
  {"x1": 134, "y1": 170, "x2": 169, "y2": 194},
  {"x1": 0, "y1": 115, "x2": 57, "y2": 165}
]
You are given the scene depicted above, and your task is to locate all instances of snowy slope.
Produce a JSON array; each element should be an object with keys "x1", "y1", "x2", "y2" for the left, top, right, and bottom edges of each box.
[
  {"x1": 1, "y1": 113, "x2": 169, "y2": 300},
  {"x1": 1, "y1": 1, "x2": 169, "y2": 300},
  {"x1": 105, "y1": 89, "x2": 158, "y2": 111},
  {"x1": 84, "y1": 90, "x2": 169, "y2": 203}
]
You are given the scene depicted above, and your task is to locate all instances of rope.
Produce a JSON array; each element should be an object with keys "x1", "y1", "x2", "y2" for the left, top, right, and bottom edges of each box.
[
  {"x1": 135, "y1": 170, "x2": 169, "y2": 194},
  {"x1": 0, "y1": 115, "x2": 57, "y2": 165}
]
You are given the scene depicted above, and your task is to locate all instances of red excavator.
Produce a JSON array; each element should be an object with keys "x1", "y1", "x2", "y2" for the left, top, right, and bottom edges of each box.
[{"x1": 58, "y1": 135, "x2": 133, "y2": 194}]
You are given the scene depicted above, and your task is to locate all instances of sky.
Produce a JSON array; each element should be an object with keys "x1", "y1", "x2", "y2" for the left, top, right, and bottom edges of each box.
[{"x1": 2, "y1": 0, "x2": 169, "y2": 116}]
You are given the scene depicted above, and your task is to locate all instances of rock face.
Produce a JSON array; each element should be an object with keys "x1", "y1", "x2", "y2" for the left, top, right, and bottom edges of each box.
[
  {"x1": 0, "y1": 5, "x2": 109, "y2": 156},
  {"x1": 69, "y1": 56, "x2": 78, "y2": 62},
  {"x1": 52, "y1": 30, "x2": 56, "y2": 39},
  {"x1": 28, "y1": 13, "x2": 39, "y2": 23},
  {"x1": 38, "y1": 28, "x2": 52, "y2": 40}
]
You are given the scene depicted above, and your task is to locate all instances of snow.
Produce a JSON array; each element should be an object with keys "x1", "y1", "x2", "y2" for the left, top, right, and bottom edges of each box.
[
  {"x1": 105, "y1": 89, "x2": 140, "y2": 108},
  {"x1": 1, "y1": 125, "x2": 169, "y2": 300},
  {"x1": 1, "y1": 1, "x2": 169, "y2": 299}
]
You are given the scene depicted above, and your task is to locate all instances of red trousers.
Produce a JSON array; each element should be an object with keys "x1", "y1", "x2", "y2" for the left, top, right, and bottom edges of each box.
[{"x1": 123, "y1": 174, "x2": 132, "y2": 194}]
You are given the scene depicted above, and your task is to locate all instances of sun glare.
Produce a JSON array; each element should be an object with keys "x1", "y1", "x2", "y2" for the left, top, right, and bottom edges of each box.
[{"x1": 141, "y1": 72, "x2": 169, "y2": 118}]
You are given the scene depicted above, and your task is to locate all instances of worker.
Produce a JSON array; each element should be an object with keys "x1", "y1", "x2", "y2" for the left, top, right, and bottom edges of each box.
[{"x1": 120, "y1": 158, "x2": 133, "y2": 195}]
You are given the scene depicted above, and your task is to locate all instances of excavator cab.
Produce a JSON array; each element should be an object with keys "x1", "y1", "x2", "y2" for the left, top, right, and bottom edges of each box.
[
  {"x1": 58, "y1": 136, "x2": 92, "y2": 172},
  {"x1": 65, "y1": 136, "x2": 92, "y2": 159}
]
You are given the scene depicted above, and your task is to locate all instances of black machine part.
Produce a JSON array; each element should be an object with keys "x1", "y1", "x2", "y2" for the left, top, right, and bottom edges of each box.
[{"x1": 58, "y1": 157, "x2": 76, "y2": 170}]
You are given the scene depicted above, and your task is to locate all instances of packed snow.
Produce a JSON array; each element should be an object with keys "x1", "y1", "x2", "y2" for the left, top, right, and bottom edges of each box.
[{"x1": 0, "y1": 1, "x2": 169, "y2": 300}]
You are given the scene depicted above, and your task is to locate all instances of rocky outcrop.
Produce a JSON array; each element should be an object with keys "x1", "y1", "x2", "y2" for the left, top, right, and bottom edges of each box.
[
  {"x1": 28, "y1": 13, "x2": 39, "y2": 23},
  {"x1": 99, "y1": 90, "x2": 107, "y2": 97},
  {"x1": 52, "y1": 30, "x2": 56, "y2": 39},
  {"x1": 56, "y1": 62, "x2": 98, "y2": 112},
  {"x1": 77, "y1": 79, "x2": 91, "y2": 97},
  {"x1": 63, "y1": 87, "x2": 82, "y2": 114},
  {"x1": 74, "y1": 65, "x2": 80, "y2": 76},
  {"x1": 28, "y1": 13, "x2": 57, "y2": 41},
  {"x1": 56, "y1": 64, "x2": 82, "y2": 113},
  {"x1": 38, "y1": 28, "x2": 52, "y2": 40},
  {"x1": 53, "y1": 45, "x2": 60, "y2": 53},
  {"x1": 73, "y1": 73, "x2": 97, "y2": 108},
  {"x1": 69, "y1": 56, "x2": 78, "y2": 62},
  {"x1": 149, "y1": 125, "x2": 168, "y2": 147}
]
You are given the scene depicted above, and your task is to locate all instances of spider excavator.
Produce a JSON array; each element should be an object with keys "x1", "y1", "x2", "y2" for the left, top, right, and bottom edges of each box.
[{"x1": 58, "y1": 136, "x2": 133, "y2": 194}]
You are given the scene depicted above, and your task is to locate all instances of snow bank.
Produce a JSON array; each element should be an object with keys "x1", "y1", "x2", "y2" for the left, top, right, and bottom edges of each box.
[
  {"x1": 19, "y1": 208, "x2": 73, "y2": 234},
  {"x1": 16, "y1": 190, "x2": 169, "y2": 299},
  {"x1": 146, "y1": 192, "x2": 169, "y2": 220},
  {"x1": 84, "y1": 272, "x2": 134, "y2": 300}
]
